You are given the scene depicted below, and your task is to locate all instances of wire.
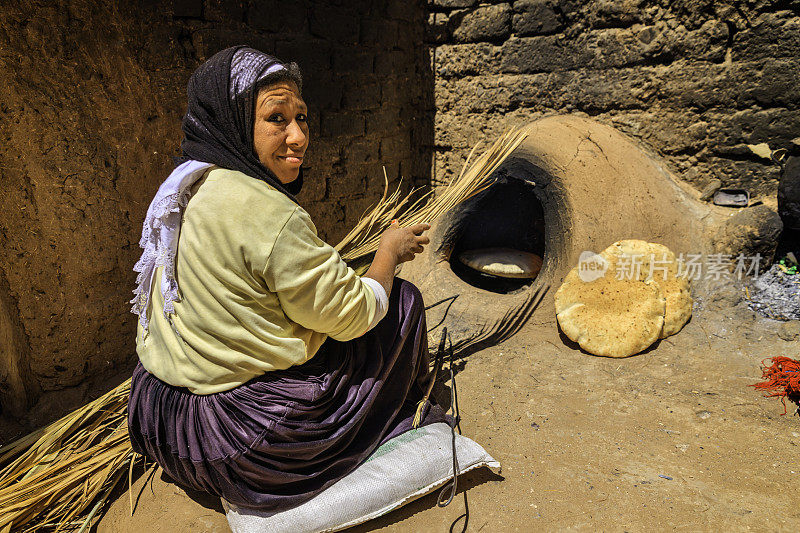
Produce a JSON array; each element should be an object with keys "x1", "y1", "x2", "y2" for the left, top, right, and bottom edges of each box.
[{"x1": 436, "y1": 333, "x2": 469, "y2": 533}]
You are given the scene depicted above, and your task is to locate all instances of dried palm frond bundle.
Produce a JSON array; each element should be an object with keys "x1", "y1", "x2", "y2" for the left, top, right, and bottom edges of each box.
[
  {"x1": 336, "y1": 127, "x2": 529, "y2": 263},
  {"x1": 0, "y1": 380, "x2": 134, "y2": 532},
  {"x1": 0, "y1": 126, "x2": 527, "y2": 532}
]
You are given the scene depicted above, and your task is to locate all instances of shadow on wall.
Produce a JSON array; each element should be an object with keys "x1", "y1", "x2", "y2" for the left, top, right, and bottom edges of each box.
[{"x1": 0, "y1": 0, "x2": 434, "y2": 424}]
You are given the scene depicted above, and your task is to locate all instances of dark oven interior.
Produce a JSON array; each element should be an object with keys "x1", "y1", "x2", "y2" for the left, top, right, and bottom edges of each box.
[{"x1": 446, "y1": 176, "x2": 545, "y2": 294}]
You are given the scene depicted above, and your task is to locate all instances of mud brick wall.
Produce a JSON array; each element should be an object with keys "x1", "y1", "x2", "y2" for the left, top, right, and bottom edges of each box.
[
  {"x1": 428, "y1": 0, "x2": 800, "y2": 195},
  {"x1": 0, "y1": 0, "x2": 431, "y2": 415}
]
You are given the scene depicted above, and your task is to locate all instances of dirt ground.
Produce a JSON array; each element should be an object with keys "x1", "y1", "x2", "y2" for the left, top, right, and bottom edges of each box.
[{"x1": 95, "y1": 282, "x2": 800, "y2": 532}]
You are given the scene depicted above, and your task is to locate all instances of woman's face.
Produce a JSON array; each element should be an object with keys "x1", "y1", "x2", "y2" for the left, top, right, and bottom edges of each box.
[{"x1": 253, "y1": 80, "x2": 309, "y2": 184}]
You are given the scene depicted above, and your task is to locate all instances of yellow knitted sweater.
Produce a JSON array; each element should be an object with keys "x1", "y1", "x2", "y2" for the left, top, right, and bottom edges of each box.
[{"x1": 136, "y1": 167, "x2": 377, "y2": 394}]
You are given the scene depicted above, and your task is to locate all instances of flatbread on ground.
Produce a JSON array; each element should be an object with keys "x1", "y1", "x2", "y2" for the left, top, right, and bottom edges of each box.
[
  {"x1": 555, "y1": 249, "x2": 666, "y2": 358},
  {"x1": 603, "y1": 240, "x2": 692, "y2": 338},
  {"x1": 458, "y1": 248, "x2": 543, "y2": 279}
]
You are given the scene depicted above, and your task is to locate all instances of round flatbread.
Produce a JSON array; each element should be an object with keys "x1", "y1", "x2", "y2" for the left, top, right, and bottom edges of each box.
[
  {"x1": 603, "y1": 240, "x2": 692, "y2": 338},
  {"x1": 458, "y1": 248, "x2": 543, "y2": 279},
  {"x1": 555, "y1": 249, "x2": 666, "y2": 358}
]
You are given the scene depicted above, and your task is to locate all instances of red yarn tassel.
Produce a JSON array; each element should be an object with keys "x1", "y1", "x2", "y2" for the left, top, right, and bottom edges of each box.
[{"x1": 752, "y1": 356, "x2": 800, "y2": 415}]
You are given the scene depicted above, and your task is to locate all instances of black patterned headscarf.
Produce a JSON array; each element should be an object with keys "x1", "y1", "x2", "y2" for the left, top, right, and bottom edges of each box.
[{"x1": 180, "y1": 45, "x2": 304, "y2": 200}]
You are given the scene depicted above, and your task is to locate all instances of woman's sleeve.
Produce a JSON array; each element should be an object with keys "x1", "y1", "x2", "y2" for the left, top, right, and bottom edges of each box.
[{"x1": 261, "y1": 206, "x2": 385, "y2": 340}]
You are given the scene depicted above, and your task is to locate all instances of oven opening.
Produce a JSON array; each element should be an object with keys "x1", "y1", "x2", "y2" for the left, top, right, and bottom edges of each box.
[{"x1": 447, "y1": 177, "x2": 545, "y2": 294}]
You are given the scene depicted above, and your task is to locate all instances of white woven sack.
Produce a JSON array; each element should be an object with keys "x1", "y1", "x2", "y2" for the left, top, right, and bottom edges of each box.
[{"x1": 222, "y1": 422, "x2": 500, "y2": 533}]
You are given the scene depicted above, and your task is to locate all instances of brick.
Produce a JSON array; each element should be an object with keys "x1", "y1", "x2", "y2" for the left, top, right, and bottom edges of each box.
[
  {"x1": 386, "y1": 1, "x2": 416, "y2": 21},
  {"x1": 585, "y1": 0, "x2": 642, "y2": 29},
  {"x1": 341, "y1": 78, "x2": 381, "y2": 110},
  {"x1": 398, "y1": 158, "x2": 423, "y2": 182},
  {"x1": 427, "y1": 12, "x2": 451, "y2": 43},
  {"x1": 303, "y1": 143, "x2": 342, "y2": 173},
  {"x1": 328, "y1": 172, "x2": 367, "y2": 198},
  {"x1": 192, "y1": 29, "x2": 274, "y2": 61},
  {"x1": 435, "y1": 43, "x2": 501, "y2": 78},
  {"x1": 321, "y1": 110, "x2": 365, "y2": 137},
  {"x1": 310, "y1": 7, "x2": 359, "y2": 44},
  {"x1": 639, "y1": 62, "x2": 731, "y2": 111},
  {"x1": 172, "y1": 0, "x2": 202, "y2": 19},
  {"x1": 344, "y1": 196, "x2": 381, "y2": 231},
  {"x1": 451, "y1": 4, "x2": 512, "y2": 43},
  {"x1": 306, "y1": 201, "x2": 345, "y2": 240},
  {"x1": 365, "y1": 106, "x2": 403, "y2": 136},
  {"x1": 344, "y1": 138, "x2": 380, "y2": 164},
  {"x1": 705, "y1": 108, "x2": 799, "y2": 149},
  {"x1": 332, "y1": 49, "x2": 375, "y2": 76},
  {"x1": 512, "y1": 0, "x2": 563, "y2": 36},
  {"x1": 248, "y1": 2, "x2": 307, "y2": 32},
  {"x1": 380, "y1": 79, "x2": 407, "y2": 107},
  {"x1": 366, "y1": 160, "x2": 400, "y2": 186},
  {"x1": 500, "y1": 23, "x2": 726, "y2": 74},
  {"x1": 297, "y1": 169, "x2": 327, "y2": 202},
  {"x1": 203, "y1": 0, "x2": 245, "y2": 22},
  {"x1": 380, "y1": 133, "x2": 411, "y2": 160},
  {"x1": 274, "y1": 39, "x2": 332, "y2": 70},
  {"x1": 435, "y1": 76, "x2": 513, "y2": 114},
  {"x1": 736, "y1": 59, "x2": 800, "y2": 109},
  {"x1": 360, "y1": 162, "x2": 395, "y2": 184},
  {"x1": 375, "y1": 50, "x2": 413, "y2": 76},
  {"x1": 500, "y1": 35, "x2": 589, "y2": 73},
  {"x1": 360, "y1": 19, "x2": 399, "y2": 45},
  {"x1": 430, "y1": 0, "x2": 478, "y2": 8},
  {"x1": 733, "y1": 12, "x2": 800, "y2": 61},
  {"x1": 302, "y1": 75, "x2": 343, "y2": 110}
]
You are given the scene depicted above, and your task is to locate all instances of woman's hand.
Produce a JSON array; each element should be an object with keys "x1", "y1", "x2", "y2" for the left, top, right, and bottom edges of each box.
[
  {"x1": 378, "y1": 221, "x2": 431, "y2": 264},
  {"x1": 363, "y1": 221, "x2": 430, "y2": 301}
]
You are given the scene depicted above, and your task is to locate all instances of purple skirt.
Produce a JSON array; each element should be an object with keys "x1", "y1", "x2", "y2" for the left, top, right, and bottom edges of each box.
[{"x1": 127, "y1": 279, "x2": 449, "y2": 512}]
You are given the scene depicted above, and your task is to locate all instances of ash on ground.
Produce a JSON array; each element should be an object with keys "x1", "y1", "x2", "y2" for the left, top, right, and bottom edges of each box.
[{"x1": 747, "y1": 263, "x2": 800, "y2": 320}]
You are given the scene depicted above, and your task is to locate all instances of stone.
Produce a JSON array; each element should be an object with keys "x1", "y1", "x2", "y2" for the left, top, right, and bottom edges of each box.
[
  {"x1": 430, "y1": 0, "x2": 477, "y2": 8},
  {"x1": 587, "y1": 0, "x2": 642, "y2": 29},
  {"x1": 512, "y1": 0, "x2": 563, "y2": 36},
  {"x1": 699, "y1": 178, "x2": 723, "y2": 201},
  {"x1": 435, "y1": 43, "x2": 501, "y2": 78},
  {"x1": 501, "y1": 35, "x2": 587, "y2": 73},
  {"x1": 452, "y1": 4, "x2": 512, "y2": 43},
  {"x1": 741, "y1": 59, "x2": 800, "y2": 109},
  {"x1": 779, "y1": 157, "x2": 800, "y2": 231},
  {"x1": 778, "y1": 320, "x2": 800, "y2": 342},
  {"x1": 710, "y1": 282, "x2": 742, "y2": 308},
  {"x1": 712, "y1": 204, "x2": 784, "y2": 270},
  {"x1": 732, "y1": 12, "x2": 800, "y2": 62},
  {"x1": 498, "y1": 22, "x2": 727, "y2": 75},
  {"x1": 427, "y1": 12, "x2": 451, "y2": 43}
]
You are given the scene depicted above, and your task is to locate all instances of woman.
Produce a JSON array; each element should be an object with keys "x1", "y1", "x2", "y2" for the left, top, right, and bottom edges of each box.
[{"x1": 127, "y1": 46, "x2": 449, "y2": 512}]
